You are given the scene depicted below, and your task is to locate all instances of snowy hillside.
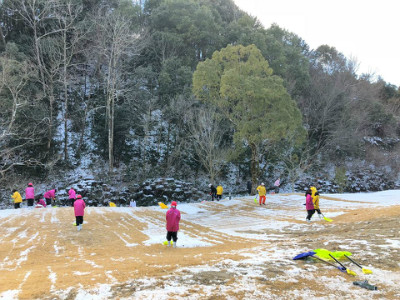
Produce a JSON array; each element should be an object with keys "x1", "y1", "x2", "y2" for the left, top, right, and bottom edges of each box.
[{"x1": 1, "y1": 191, "x2": 400, "y2": 299}]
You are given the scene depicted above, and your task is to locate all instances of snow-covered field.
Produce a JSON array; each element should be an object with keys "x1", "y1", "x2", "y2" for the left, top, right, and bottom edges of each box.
[{"x1": 1, "y1": 191, "x2": 400, "y2": 299}]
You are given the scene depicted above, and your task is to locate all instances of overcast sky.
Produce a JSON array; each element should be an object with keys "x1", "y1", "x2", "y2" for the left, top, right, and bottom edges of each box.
[{"x1": 233, "y1": 0, "x2": 399, "y2": 86}]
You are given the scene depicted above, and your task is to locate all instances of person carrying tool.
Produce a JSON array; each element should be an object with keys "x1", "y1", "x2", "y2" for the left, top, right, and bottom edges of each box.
[
  {"x1": 312, "y1": 190, "x2": 323, "y2": 219},
  {"x1": 305, "y1": 188, "x2": 315, "y2": 222},
  {"x1": 44, "y1": 189, "x2": 57, "y2": 206},
  {"x1": 256, "y1": 183, "x2": 267, "y2": 206}
]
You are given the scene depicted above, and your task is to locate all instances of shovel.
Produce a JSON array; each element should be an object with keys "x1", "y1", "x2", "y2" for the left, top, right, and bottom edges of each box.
[
  {"x1": 344, "y1": 255, "x2": 372, "y2": 274},
  {"x1": 293, "y1": 251, "x2": 346, "y2": 273},
  {"x1": 158, "y1": 202, "x2": 168, "y2": 209},
  {"x1": 329, "y1": 254, "x2": 357, "y2": 276},
  {"x1": 321, "y1": 212, "x2": 333, "y2": 222}
]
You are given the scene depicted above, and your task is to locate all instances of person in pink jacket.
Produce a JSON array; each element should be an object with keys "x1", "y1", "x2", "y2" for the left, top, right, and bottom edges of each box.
[
  {"x1": 68, "y1": 188, "x2": 76, "y2": 207},
  {"x1": 44, "y1": 189, "x2": 56, "y2": 206},
  {"x1": 305, "y1": 188, "x2": 315, "y2": 223},
  {"x1": 166, "y1": 201, "x2": 181, "y2": 247},
  {"x1": 74, "y1": 194, "x2": 86, "y2": 231},
  {"x1": 25, "y1": 183, "x2": 35, "y2": 207},
  {"x1": 36, "y1": 198, "x2": 47, "y2": 207}
]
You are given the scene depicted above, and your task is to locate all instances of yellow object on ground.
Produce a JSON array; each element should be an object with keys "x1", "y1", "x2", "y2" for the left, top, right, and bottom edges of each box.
[
  {"x1": 109, "y1": 202, "x2": 116, "y2": 207},
  {"x1": 314, "y1": 248, "x2": 352, "y2": 260},
  {"x1": 158, "y1": 202, "x2": 168, "y2": 209}
]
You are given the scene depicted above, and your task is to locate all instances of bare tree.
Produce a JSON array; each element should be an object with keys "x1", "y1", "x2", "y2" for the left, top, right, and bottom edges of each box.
[
  {"x1": 186, "y1": 105, "x2": 228, "y2": 183},
  {"x1": 9, "y1": 0, "x2": 65, "y2": 150},
  {"x1": 51, "y1": 0, "x2": 84, "y2": 161},
  {"x1": 0, "y1": 52, "x2": 47, "y2": 179},
  {"x1": 94, "y1": 8, "x2": 142, "y2": 174}
]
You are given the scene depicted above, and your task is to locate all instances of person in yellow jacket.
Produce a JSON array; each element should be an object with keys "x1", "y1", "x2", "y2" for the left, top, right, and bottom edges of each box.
[
  {"x1": 216, "y1": 185, "x2": 223, "y2": 200},
  {"x1": 11, "y1": 189, "x2": 23, "y2": 209},
  {"x1": 256, "y1": 183, "x2": 267, "y2": 205},
  {"x1": 310, "y1": 186, "x2": 322, "y2": 219}
]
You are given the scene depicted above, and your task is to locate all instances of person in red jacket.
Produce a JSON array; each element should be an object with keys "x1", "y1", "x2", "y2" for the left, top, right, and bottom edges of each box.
[
  {"x1": 25, "y1": 183, "x2": 35, "y2": 207},
  {"x1": 74, "y1": 194, "x2": 86, "y2": 231},
  {"x1": 36, "y1": 198, "x2": 46, "y2": 207},
  {"x1": 44, "y1": 189, "x2": 56, "y2": 206},
  {"x1": 68, "y1": 188, "x2": 76, "y2": 207},
  {"x1": 166, "y1": 201, "x2": 181, "y2": 247}
]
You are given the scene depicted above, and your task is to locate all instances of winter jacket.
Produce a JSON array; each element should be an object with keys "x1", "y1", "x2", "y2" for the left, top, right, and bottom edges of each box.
[
  {"x1": 313, "y1": 193, "x2": 320, "y2": 209},
  {"x1": 216, "y1": 186, "x2": 223, "y2": 195},
  {"x1": 37, "y1": 199, "x2": 46, "y2": 207},
  {"x1": 12, "y1": 191, "x2": 22, "y2": 203},
  {"x1": 274, "y1": 179, "x2": 280, "y2": 187},
  {"x1": 25, "y1": 187, "x2": 35, "y2": 199},
  {"x1": 44, "y1": 189, "x2": 56, "y2": 199},
  {"x1": 257, "y1": 185, "x2": 266, "y2": 196},
  {"x1": 210, "y1": 185, "x2": 217, "y2": 194},
  {"x1": 310, "y1": 186, "x2": 317, "y2": 197},
  {"x1": 68, "y1": 189, "x2": 76, "y2": 199},
  {"x1": 166, "y1": 207, "x2": 181, "y2": 232},
  {"x1": 74, "y1": 198, "x2": 86, "y2": 217},
  {"x1": 306, "y1": 194, "x2": 314, "y2": 210}
]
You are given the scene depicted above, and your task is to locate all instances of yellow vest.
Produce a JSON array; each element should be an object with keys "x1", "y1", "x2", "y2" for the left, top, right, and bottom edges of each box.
[
  {"x1": 216, "y1": 186, "x2": 223, "y2": 195},
  {"x1": 12, "y1": 191, "x2": 22, "y2": 203}
]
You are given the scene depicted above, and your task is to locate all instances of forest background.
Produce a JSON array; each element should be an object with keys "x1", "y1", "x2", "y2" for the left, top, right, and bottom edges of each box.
[{"x1": 1, "y1": 0, "x2": 400, "y2": 200}]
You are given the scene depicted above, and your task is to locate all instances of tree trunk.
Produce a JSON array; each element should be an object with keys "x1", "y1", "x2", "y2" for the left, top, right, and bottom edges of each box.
[
  {"x1": 250, "y1": 142, "x2": 259, "y2": 194},
  {"x1": 63, "y1": 30, "x2": 69, "y2": 162},
  {"x1": 0, "y1": 25, "x2": 5, "y2": 48},
  {"x1": 76, "y1": 104, "x2": 87, "y2": 158},
  {"x1": 33, "y1": 27, "x2": 46, "y2": 97},
  {"x1": 47, "y1": 82, "x2": 54, "y2": 150},
  {"x1": 109, "y1": 93, "x2": 114, "y2": 173}
]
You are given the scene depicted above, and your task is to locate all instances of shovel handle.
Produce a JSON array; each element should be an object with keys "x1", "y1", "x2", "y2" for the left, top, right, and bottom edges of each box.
[
  {"x1": 344, "y1": 255, "x2": 362, "y2": 268},
  {"x1": 329, "y1": 254, "x2": 346, "y2": 268},
  {"x1": 313, "y1": 255, "x2": 345, "y2": 272}
]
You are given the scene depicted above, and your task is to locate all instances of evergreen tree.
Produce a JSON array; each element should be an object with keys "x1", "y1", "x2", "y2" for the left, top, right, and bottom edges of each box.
[{"x1": 193, "y1": 44, "x2": 305, "y2": 187}]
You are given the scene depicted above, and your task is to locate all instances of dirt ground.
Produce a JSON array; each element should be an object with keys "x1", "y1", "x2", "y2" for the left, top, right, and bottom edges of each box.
[{"x1": 0, "y1": 196, "x2": 399, "y2": 299}]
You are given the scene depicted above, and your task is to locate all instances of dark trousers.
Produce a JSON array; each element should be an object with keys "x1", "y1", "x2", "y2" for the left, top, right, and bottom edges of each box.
[
  {"x1": 27, "y1": 199, "x2": 34, "y2": 206},
  {"x1": 76, "y1": 216, "x2": 83, "y2": 226},
  {"x1": 69, "y1": 198, "x2": 75, "y2": 207},
  {"x1": 306, "y1": 209, "x2": 315, "y2": 220},
  {"x1": 211, "y1": 193, "x2": 216, "y2": 201},
  {"x1": 166, "y1": 231, "x2": 178, "y2": 242},
  {"x1": 45, "y1": 198, "x2": 52, "y2": 206},
  {"x1": 316, "y1": 209, "x2": 322, "y2": 214},
  {"x1": 274, "y1": 187, "x2": 279, "y2": 193},
  {"x1": 14, "y1": 203, "x2": 21, "y2": 209},
  {"x1": 216, "y1": 194, "x2": 222, "y2": 200}
]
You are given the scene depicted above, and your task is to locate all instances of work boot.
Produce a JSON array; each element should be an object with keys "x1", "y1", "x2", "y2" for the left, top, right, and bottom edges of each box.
[
  {"x1": 306, "y1": 219, "x2": 311, "y2": 223},
  {"x1": 173, "y1": 242, "x2": 177, "y2": 248},
  {"x1": 167, "y1": 241, "x2": 171, "y2": 247}
]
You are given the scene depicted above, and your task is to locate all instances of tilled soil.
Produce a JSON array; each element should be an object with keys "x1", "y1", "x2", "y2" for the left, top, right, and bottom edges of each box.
[{"x1": 0, "y1": 198, "x2": 399, "y2": 299}]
